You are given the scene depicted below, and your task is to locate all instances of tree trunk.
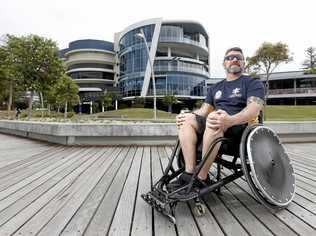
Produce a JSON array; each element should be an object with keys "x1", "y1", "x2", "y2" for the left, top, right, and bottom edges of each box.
[
  {"x1": 7, "y1": 80, "x2": 13, "y2": 114},
  {"x1": 64, "y1": 101, "x2": 68, "y2": 119},
  {"x1": 40, "y1": 92, "x2": 44, "y2": 118},
  {"x1": 48, "y1": 104, "x2": 51, "y2": 117},
  {"x1": 263, "y1": 74, "x2": 270, "y2": 121},
  {"x1": 168, "y1": 104, "x2": 172, "y2": 113},
  {"x1": 57, "y1": 105, "x2": 60, "y2": 113},
  {"x1": 28, "y1": 91, "x2": 33, "y2": 119}
]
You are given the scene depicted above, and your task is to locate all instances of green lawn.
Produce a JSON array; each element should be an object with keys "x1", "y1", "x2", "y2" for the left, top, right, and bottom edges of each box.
[
  {"x1": 1, "y1": 106, "x2": 315, "y2": 121},
  {"x1": 96, "y1": 108, "x2": 177, "y2": 120},
  {"x1": 97, "y1": 106, "x2": 316, "y2": 121},
  {"x1": 265, "y1": 105, "x2": 316, "y2": 121}
]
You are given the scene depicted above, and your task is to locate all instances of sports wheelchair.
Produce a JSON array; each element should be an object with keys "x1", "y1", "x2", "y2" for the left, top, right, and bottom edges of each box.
[{"x1": 141, "y1": 123, "x2": 296, "y2": 224}]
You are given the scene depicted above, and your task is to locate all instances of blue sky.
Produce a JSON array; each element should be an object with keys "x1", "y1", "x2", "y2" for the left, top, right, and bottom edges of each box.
[{"x1": 1, "y1": 0, "x2": 315, "y2": 77}]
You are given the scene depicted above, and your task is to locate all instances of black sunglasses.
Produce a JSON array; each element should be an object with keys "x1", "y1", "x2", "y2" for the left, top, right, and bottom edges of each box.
[{"x1": 224, "y1": 54, "x2": 244, "y2": 61}]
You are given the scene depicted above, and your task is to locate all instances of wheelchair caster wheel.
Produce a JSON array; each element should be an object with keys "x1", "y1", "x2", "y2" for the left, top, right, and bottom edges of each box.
[{"x1": 193, "y1": 202, "x2": 206, "y2": 216}]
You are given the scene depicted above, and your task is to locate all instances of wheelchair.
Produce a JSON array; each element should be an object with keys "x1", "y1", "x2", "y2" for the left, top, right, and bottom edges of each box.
[{"x1": 141, "y1": 123, "x2": 296, "y2": 224}]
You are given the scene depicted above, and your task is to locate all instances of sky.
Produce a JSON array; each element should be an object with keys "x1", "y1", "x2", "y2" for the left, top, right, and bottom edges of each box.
[{"x1": 0, "y1": 0, "x2": 315, "y2": 77}]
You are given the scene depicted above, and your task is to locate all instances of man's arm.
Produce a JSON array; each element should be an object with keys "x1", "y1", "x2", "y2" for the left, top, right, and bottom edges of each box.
[
  {"x1": 193, "y1": 103, "x2": 214, "y2": 117},
  {"x1": 229, "y1": 96, "x2": 263, "y2": 126},
  {"x1": 211, "y1": 96, "x2": 263, "y2": 130}
]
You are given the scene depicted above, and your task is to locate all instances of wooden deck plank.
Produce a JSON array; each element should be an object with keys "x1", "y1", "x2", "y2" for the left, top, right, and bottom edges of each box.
[
  {"x1": 35, "y1": 147, "x2": 128, "y2": 236},
  {"x1": 0, "y1": 147, "x2": 73, "y2": 191},
  {"x1": 0, "y1": 148, "x2": 85, "y2": 202},
  {"x1": 0, "y1": 148, "x2": 102, "y2": 235},
  {"x1": 14, "y1": 147, "x2": 115, "y2": 236},
  {"x1": 0, "y1": 135, "x2": 315, "y2": 235},
  {"x1": 107, "y1": 147, "x2": 143, "y2": 236},
  {"x1": 0, "y1": 146, "x2": 64, "y2": 178},
  {"x1": 82, "y1": 147, "x2": 134, "y2": 236},
  {"x1": 130, "y1": 147, "x2": 152, "y2": 236},
  {"x1": 57, "y1": 147, "x2": 124, "y2": 235},
  {"x1": 231, "y1": 175, "x2": 316, "y2": 235},
  {"x1": 222, "y1": 181, "x2": 298, "y2": 236},
  {"x1": 0, "y1": 148, "x2": 93, "y2": 215},
  {"x1": 217, "y1": 187, "x2": 274, "y2": 236}
]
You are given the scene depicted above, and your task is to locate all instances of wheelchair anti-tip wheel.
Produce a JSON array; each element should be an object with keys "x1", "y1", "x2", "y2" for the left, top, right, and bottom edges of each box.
[{"x1": 240, "y1": 125, "x2": 296, "y2": 211}]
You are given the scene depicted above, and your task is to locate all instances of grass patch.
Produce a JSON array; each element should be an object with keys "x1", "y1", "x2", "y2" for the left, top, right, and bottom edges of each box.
[
  {"x1": 96, "y1": 108, "x2": 176, "y2": 120},
  {"x1": 1, "y1": 106, "x2": 315, "y2": 122},
  {"x1": 265, "y1": 105, "x2": 316, "y2": 121}
]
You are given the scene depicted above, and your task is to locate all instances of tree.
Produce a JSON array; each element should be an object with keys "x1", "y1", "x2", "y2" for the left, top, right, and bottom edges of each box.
[
  {"x1": 54, "y1": 74, "x2": 79, "y2": 119},
  {"x1": 162, "y1": 95, "x2": 178, "y2": 113},
  {"x1": 0, "y1": 43, "x2": 21, "y2": 112},
  {"x1": 102, "y1": 93, "x2": 113, "y2": 112},
  {"x1": 302, "y1": 46, "x2": 316, "y2": 74},
  {"x1": 5, "y1": 34, "x2": 65, "y2": 118},
  {"x1": 247, "y1": 42, "x2": 292, "y2": 119},
  {"x1": 194, "y1": 99, "x2": 204, "y2": 109}
]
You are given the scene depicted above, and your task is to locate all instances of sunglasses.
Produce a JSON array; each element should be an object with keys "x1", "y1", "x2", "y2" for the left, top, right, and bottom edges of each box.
[{"x1": 224, "y1": 54, "x2": 244, "y2": 61}]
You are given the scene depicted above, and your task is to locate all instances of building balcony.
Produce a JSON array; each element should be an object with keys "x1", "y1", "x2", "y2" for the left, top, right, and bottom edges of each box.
[
  {"x1": 153, "y1": 65, "x2": 209, "y2": 77},
  {"x1": 268, "y1": 87, "x2": 316, "y2": 98},
  {"x1": 158, "y1": 36, "x2": 208, "y2": 52}
]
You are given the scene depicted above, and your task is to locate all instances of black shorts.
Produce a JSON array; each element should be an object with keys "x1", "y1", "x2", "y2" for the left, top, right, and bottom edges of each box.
[{"x1": 194, "y1": 114, "x2": 247, "y2": 154}]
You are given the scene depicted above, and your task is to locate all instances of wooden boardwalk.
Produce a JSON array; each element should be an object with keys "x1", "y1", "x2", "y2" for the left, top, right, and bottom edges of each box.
[{"x1": 0, "y1": 133, "x2": 315, "y2": 236}]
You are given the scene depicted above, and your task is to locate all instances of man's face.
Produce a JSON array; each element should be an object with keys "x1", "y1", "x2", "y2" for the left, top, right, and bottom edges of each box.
[{"x1": 223, "y1": 50, "x2": 245, "y2": 74}]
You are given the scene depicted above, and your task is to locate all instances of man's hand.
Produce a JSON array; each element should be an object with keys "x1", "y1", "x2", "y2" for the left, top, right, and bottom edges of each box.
[
  {"x1": 176, "y1": 113, "x2": 192, "y2": 129},
  {"x1": 206, "y1": 109, "x2": 234, "y2": 131}
]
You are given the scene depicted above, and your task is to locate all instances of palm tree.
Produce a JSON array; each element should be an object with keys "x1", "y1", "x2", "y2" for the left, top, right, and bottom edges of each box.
[{"x1": 162, "y1": 95, "x2": 178, "y2": 113}]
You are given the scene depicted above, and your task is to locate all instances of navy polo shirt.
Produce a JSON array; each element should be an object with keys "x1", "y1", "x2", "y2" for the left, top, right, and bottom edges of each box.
[{"x1": 205, "y1": 75, "x2": 264, "y2": 115}]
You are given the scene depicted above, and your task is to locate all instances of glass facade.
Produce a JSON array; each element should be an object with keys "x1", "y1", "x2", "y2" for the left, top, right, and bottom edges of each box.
[
  {"x1": 159, "y1": 25, "x2": 208, "y2": 50},
  {"x1": 68, "y1": 63, "x2": 113, "y2": 70},
  {"x1": 119, "y1": 73, "x2": 205, "y2": 97},
  {"x1": 69, "y1": 71, "x2": 114, "y2": 80},
  {"x1": 118, "y1": 22, "x2": 210, "y2": 98}
]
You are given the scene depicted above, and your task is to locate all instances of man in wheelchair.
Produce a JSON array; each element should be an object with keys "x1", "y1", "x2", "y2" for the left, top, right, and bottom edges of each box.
[
  {"x1": 141, "y1": 47, "x2": 295, "y2": 223},
  {"x1": 174, "y1": 47, "x2": 264, "y2": 190}
]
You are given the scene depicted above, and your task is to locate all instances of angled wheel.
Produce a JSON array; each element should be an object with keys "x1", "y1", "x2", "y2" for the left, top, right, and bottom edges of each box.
[{"x1": 240, "y1": 125, "x2": 296, "y2": 211}]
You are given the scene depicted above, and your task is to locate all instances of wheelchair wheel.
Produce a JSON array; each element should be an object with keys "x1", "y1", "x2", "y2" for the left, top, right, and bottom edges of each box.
[{"x1": 240, "y1": 125, "x2": 296, "y2": 210}]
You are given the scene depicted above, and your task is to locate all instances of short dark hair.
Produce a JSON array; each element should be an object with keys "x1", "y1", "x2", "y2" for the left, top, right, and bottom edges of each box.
[{"x1": 225, "y1": 47, "x2": 243, "y2": 56}]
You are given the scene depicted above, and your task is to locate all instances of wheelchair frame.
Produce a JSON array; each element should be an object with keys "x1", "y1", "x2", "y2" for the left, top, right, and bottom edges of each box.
[{"x1": 141, "y1": 124, "x2": 295, "y2": 224}]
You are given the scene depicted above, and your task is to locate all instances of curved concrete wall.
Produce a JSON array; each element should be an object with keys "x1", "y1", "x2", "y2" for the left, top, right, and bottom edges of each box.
[{"x1": 0, "y1": 120, "x2": 315, "y2": 146}]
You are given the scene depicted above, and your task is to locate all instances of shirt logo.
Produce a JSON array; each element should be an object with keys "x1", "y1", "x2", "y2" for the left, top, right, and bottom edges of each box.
[
  {"x1": 230, "y1": 88, "x2": 242, "y2": 98},
  {"x1": 214, "y1": 90, "x2": 222, "y2": 100}
]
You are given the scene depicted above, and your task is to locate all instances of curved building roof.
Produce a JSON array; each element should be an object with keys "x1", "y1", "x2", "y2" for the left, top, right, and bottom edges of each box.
[
  {"x1": 163, "y1": 20, "x2": 209, "y2": 39},
  {"x1": 60, "y1": 39, "x2": 114, "y2": 57}
]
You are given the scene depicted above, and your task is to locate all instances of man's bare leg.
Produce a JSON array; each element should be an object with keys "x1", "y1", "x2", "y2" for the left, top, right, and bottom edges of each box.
[
  {"x1": 178, "y1": 114, "x2": 199, "y2": 173},
  {"x1": 198, "y1": 126, "x2": 223, "y2": 180}
]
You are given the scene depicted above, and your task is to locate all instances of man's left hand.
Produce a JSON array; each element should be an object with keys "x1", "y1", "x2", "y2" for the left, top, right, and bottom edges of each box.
[{"x1": 214, "y1": 109, "x2": 234, "y2": 131}]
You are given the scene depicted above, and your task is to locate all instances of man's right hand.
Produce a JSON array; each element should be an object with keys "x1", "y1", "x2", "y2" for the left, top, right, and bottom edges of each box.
[{"x1": 176, "y1": 113, "x2": 192, "y2": 129}]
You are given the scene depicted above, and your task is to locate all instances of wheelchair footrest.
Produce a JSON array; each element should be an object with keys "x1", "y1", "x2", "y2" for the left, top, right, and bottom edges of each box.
[{"x1": 141, "y1": 190, "x2": 176, "y2": 224}]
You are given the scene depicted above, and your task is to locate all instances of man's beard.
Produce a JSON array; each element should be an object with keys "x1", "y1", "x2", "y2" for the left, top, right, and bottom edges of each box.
[{"x1": 226, "y1": 65, "x2": 242, "y2": 74}]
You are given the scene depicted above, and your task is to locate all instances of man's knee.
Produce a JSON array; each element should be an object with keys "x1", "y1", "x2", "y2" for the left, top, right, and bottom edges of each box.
[{"x1": 180, "y1": 113, "x2": 198, "y2": 130}]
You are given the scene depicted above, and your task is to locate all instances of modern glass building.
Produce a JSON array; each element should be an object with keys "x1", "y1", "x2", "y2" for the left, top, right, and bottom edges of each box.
[
  {"x1": 114, "y1": 18, "x2": 210, "y2": 100},
  {"x1": 60, "y1": 39, "x2": 116, "y2": 104},
  {"x1": 259, "y1": 71, "x2": 316, "y2": 105}
]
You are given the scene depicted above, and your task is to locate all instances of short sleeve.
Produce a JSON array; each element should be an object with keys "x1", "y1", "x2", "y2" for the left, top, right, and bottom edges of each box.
[
  {"x1": 247, "y1": 78, "x2": 265, "y2": 101},
  {"x1": 205, "y1": 86, "x2": 214, "y2": 106}
]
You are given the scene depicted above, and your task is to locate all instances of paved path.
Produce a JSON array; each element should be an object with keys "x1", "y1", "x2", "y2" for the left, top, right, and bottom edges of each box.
[{"x1": 0, "y1": 133, "x2": 315, "y2": 235}]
